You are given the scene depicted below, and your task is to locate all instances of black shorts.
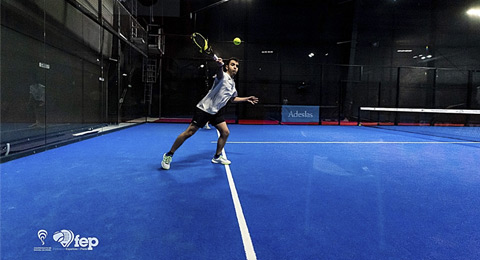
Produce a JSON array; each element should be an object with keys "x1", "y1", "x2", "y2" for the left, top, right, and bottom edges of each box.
[{"x1": 191, "y1": 107, "x2": 226, "y2": 128}]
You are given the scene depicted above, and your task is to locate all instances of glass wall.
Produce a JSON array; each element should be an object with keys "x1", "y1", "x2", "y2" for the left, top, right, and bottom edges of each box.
[{"x1": 1, "y1": 0, "x2": 149, "y2": 161}]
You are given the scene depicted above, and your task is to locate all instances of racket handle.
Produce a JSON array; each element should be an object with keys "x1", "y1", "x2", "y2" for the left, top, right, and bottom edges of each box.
[{"x1": 213, "y1": 54, "x2": 224, "y2": 65}]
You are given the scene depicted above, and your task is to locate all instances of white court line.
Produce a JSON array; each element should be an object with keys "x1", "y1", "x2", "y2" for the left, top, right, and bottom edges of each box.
[
  {"x1": 214, "y1": 141, "x2": 480, "y2": 144},
  {"x1": 217, "y1": 131, "x2": 257, "y2": 260},
  {"x1": 360, "y1": 107, "x2": 480, "y2": 114}
]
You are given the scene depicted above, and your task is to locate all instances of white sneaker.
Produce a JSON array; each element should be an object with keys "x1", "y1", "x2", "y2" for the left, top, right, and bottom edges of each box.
[
  {"x1": 161, "y1": 153, "x2": 172, "y2": 170},
  {"x1": 211, "y1": 155, "x2": 231, "y2": 165}
]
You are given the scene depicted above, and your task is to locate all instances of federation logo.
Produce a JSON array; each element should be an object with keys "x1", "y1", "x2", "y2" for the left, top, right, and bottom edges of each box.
[
  {"x1": 34, "y1": 229, "x2": 99, "y2": 251},
  {"x1": 53, "y1": 230, "x2": 75, "y2": 248},
  {"x1": 37, "y1": 230, "x2": 48, "y2": 245}
]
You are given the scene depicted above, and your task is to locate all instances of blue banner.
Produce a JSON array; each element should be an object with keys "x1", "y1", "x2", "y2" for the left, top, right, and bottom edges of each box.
[{"x1": 281, "y1": 105, "x2": 320, "y2": 123}]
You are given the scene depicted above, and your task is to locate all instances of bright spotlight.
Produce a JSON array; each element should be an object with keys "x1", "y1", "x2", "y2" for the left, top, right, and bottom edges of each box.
[
  {"x1": 308, "y1": 53, "x2": 315, "y2": 58},
  {"x1": 467, "y1": 8, "x2": 480, "y2": 17}
]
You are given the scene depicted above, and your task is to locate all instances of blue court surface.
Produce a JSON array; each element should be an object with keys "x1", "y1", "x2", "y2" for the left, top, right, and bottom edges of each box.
[{"x1": 1, "y1": 123, "x2": 480, "y2": 259}]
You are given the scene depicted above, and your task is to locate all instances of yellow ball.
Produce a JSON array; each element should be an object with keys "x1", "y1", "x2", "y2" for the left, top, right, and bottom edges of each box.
[{"x1": 233, "y1": 37, "x2": 241, "y2": 45}]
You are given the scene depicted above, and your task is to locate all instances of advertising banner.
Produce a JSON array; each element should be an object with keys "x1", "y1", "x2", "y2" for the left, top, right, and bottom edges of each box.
[{"x1": 281, "y1": 105, "x2": 320, "y2": 123}]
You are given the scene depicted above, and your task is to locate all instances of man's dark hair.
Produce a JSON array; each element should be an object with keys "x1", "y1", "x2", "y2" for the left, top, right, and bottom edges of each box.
[{"x1": 224, "y1": 57, "x2": 239, "y2": 70}]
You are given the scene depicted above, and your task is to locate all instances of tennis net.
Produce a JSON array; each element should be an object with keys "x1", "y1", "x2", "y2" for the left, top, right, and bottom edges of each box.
[{"x1": 357, "y1": 107, "x2": 480, "y2": 142}]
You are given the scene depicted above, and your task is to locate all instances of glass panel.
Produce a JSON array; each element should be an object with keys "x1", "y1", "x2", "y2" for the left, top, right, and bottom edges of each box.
[
  {"x1": 118, "y1": 42, "x2": 147, "y2": 123},
  {"x1": 43, "y1": 0, "x2": 105, "y2": 145},
  {"x1": 1, "y1": 0, "x2": 47, "y2": 155},
  {"x1": 101, "y1": 0, "x2": 114, "y2": 26},
  {"x1": 1, "y1": 0, "x2": 112, "y2": 159}
]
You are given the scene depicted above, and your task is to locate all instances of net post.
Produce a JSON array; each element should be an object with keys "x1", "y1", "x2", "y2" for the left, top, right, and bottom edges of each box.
[
  {"x1": 377, "y1": 81, "x2": 381, "y2": 123},
  {"x1": 431, "y1": 68, "x2": 437, "y2": 111},
  {"x1": 319, "y1": 64, "x2": 324, "y2": 125},
  {"x1": 338, "y1": 81, "x2": 342, "y2": 125},
  {"x1": 466, "y1": 70, "x2": 473, "y2": 124},
  {"x1": 357, "y1": 106, "x2": 361, "y2": 126},
  {"x1": 395, "y1": 67, "x2": 401, "y2": 125}
]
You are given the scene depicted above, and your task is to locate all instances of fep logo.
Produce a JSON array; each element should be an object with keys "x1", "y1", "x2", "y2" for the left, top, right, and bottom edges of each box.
[
  {"x1": 53, "y1": 230, "x2": 75, "y2": 248},
  {"x1": 72, "y1": 232, "x2": 99, "y2": 250},
  {"x1": 35, "y1": 229, "x2": 99, "y2": 251},
  {"x1": 53, "y1": 230, "x2": 99, "y2": 250}
]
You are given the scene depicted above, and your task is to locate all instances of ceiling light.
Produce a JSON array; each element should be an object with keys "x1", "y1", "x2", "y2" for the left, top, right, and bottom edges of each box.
[{"x1": 467, "y1": 8, "x2": 480, "y2": 17}]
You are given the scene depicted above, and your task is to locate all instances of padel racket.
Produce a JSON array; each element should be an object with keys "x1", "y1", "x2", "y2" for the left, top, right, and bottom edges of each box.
[{"x1": 191, "y1": 32, "x2": 220, "y2": 61}]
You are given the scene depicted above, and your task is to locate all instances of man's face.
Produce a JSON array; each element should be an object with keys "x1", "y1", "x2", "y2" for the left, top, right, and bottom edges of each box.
[{"x1": 226, "y1": 60, "x2": 239, "y2": 76}]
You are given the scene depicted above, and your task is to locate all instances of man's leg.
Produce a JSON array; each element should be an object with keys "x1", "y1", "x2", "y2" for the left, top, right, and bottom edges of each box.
[
  {"x1": 162, "y1": 123, "x2": 199, "y2": 170},
  {"x1": 169, "y1": 123, "x2": 200, "y2": 154},
  {"x1": 212, "y1": 122, "x2": 231, "y2": 165}
]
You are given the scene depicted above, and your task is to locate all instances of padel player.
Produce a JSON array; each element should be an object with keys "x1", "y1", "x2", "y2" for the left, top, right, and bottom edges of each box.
[{"x1": 161, "y1": 57, "x2": 259, "y2": 170}]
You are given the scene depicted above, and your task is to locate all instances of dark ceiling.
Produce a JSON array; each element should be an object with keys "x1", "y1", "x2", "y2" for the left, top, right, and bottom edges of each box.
[{"x1": 135, "y1": 0, "x2": 480, "y2": 67}]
